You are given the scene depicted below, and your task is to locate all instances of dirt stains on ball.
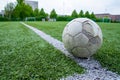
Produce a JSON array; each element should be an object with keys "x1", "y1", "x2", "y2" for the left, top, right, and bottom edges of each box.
[{"x1": 62, "y1": 18, "x2": 103, "y2": 58}]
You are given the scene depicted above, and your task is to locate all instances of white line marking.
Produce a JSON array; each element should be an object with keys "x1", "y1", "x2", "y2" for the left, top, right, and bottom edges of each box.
[{"x1": 21, "y1": 22, "x2": 120, "y2": 80}]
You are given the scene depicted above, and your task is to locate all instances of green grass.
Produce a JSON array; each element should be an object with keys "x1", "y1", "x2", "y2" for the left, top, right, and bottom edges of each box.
[
  {"x1": 95, "y1": 23, "x2": 120, "y2": 74},
  {"x1": 25, "y1": 21, "x2": 67, "y2": 41},
  {"x1": 0, "y1": 22, "x2": 83, "y2": 80},
  {"x1": 26, "y1": 21, "x2": 120, "y2": 74}
]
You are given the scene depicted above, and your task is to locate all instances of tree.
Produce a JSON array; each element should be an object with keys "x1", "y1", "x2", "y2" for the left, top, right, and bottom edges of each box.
[
  {"x1": 90, "y1": 12, "x2": 96, "y2": 19},
  {"x1": 12, "y1": 3, "x2": 33, "y2": 20},
  {"x1": 50, "y1": 9, "x2": 57, "y2": 18},
  {"x1": 71, "y1": 10, "x2": 78, "y2": 18},
  {"x1": 4, "y1": 2, "x2": 15, "y2": 19},
  {"x1": 34, "y1": 8, "x2": 39, "y2": 17},
  {"x1": 21, "y1": 4, "x2": 33, "y2": 19},
  {"x1": 85, "y1": 11, "x2": 90, "y2": 18},
  {"x1": 79, "y1": 10, "x2": 84, "y2": 17},
  {"x1": 17, "y1": 0, "x2": 24, "y2": 4},
  {"x1": 39, "y1": 8, "x2": 47, "y2": 18}
]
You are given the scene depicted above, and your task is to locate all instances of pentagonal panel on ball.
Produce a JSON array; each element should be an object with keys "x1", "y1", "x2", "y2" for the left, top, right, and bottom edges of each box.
[
  {"x1": 63, "y1": 34, "x2": 74, "y2": 52},
  {"x1": 72, "y1": 47, "x2": 90, "y2": 57},
  {"x1": 87, "y1": 36, "x2": 102, "y2": 55},
  {"x1": 74, "y1": 33, "x2": 89, "y2": 47},
  {"x1": 83, "y1": 22, "x2": 94, "y2": 36},
  {"x1": 67, "y1": 21, "x2": 82, "y2": 36},
  {"x1": 87, "y1": 42, "x2": 98, "y2": 55},
  {"x1": 91, "y1": 36, "x2": 102, "y2": 48}
]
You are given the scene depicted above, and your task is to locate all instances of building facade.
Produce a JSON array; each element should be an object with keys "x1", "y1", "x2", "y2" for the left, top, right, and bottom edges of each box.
[
  {"x1": 0, "y1": 10, "x2": 5, "y2": 17},
  {"x1": 95, "y1": 13, "x2": 120, "y2": 22},
  {"x1": 24, "y1": 0, "x2": 38, "y2": 10},
  {"x1": 110, "y1": 15, "x2": 120, "y2": 22}
]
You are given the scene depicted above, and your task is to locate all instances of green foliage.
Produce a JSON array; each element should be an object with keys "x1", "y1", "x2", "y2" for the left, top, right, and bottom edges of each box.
[
  {"x1": 12, "y1": 3, "x2": 33, "y2": 20},
  {"x1": 57, "y1": 16, "x2": 67, "y2": 21},
  {"x1": 79, "y1": 10, "x2": 84, "y2": 17},
  {"x1": 0, "y1": 22, "x2": 83, "y2": 79},
  {"x1": 0, "y1": 17, "x2": 9, "y2": 21},
  {"x1": 50, "y1": 9, "x2": 57, "y2": 18},
  {"x1": 34, "y1": 8, "x2": 39, "y2": 17},
  {"x1": 96, "y1": 18, "x2": 111, "y2": 23},
  {"x1": 26, "y1": 22, "x2": 120, "y2": 74},
  {"x1": 57, "y1": 15, "x2": 73, "y2": 21},
  {"x1": 39, "y1": 8, "x2": 47, "y2": 18},
  {"x1": 90, "y1": 12, "x2": 96, "y2": 20},
  {"x1": 85, "y1": 11, "x2": 90, "y2": 18},
  {"x1": 103, "y1": 17, "x2": 111, "y2": 23},
  {"x1": 17, "y1": 0, "x2": 24, "y2": 4},
  {"x1": 4, "y1": 2, "x2": 15, "y2": 20},
  {"x1": 71, "y1": 10, "x2": 78, "y2": 18},
  {"x1": 2, "y1": 2, "x2": 111, "y2": 22}
]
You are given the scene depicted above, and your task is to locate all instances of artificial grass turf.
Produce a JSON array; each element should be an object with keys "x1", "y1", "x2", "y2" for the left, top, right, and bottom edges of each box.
[
  {"x1": 26, "y1": 21, "x2": 120, "y2": 74},
  {"x1": 94, "y1": 23, "x2": 120, "y2": 74},
  {"x1": 25, "y1": 21, "x2": 67, "y2": 41},
  {"x1": 0, "y1": 22, "x2": 83, "y2": 80}
]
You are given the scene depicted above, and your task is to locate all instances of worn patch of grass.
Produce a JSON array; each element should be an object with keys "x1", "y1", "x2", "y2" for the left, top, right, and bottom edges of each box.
[
  {"x1": 26, "y1": 21, "x2": 120, "y2": 74},
  {"x1": 0, "y1": 22, "x2": 83, "y2": 80}
]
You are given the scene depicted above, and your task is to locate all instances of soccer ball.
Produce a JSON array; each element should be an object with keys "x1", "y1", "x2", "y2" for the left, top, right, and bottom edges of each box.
[{"x1": 62, "y1": 18, "x2": 103, "y2": 58}]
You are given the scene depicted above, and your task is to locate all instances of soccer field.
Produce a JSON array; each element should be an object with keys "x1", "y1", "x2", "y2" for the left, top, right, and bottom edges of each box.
[
  {"x1": 0, "y1": 22, "x2": 83, "y2": 79},
  {"x1": 26, "y1": 21, "x2": 120, "y2": 74}
]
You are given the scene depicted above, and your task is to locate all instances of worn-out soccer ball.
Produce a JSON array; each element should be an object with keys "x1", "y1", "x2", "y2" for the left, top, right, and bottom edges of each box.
[{"x1": 62, "y1": 18, "x2": 103, "y2": 58}]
